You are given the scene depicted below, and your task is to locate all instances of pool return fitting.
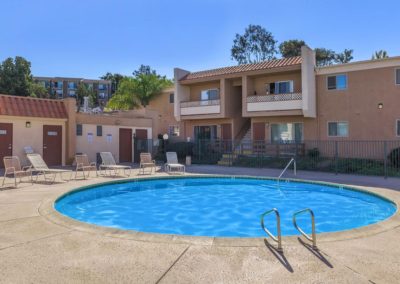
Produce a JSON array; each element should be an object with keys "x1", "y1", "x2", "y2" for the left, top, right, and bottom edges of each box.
[{"x1": 260, "y1": 208, "x2": 317, "y2": 251}]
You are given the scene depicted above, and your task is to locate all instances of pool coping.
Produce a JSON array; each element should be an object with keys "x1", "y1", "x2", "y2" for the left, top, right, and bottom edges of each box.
[{"x1": 40, "y1": 174, "x2": 400, "y2": 248}]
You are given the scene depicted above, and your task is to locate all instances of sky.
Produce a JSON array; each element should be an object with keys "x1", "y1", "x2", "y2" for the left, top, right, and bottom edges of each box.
[{"x1": 1, "y1": 0, "x2": 399, "y2": 79}]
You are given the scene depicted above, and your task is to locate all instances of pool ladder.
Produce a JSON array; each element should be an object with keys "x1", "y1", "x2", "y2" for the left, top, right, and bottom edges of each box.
[
  {"x1": 278, "y1": 158, "x2": 296, "y2": 182},
  {"x1": 260, "y1": 207, "x2": 317, "y2": 251}
]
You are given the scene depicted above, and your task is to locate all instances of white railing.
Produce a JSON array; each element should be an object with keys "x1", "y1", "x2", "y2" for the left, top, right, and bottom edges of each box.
[
  {"x1": 180, "y1": 99, "x2": 220, "y2": 108},
  {"x1": 247, "y1": 93, "x2": 302, "y2": 103}
]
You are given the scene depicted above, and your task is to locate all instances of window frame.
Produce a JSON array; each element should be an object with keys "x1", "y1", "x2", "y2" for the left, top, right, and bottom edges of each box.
[
  {"x1": 395, "y1": 68, "x2": 400, "y2": 85},
  {"x1": 168, "y1": 125, "x2": 180, "y2": 137},
  {"x1": 270, "y1": 122, "x2": 304, "y2": 143},
  {"x1": 326, "y1": 74, "x2": 348, "y2": 91},
  {"x1": 265, "y1": 80, "x2": 294, "y2": 95},
  {"x1": 396, "y1": 119, "x2": 400, "y2": 137},
  {"x1": 169, "y1": 93, "x2": 174, "y2": 103},
  {"x1": 327, "y1": 121, "x2": 349, "y2": 137},
  {"x1": 200, "y1": 88, "x2": 219, "y2": 101},
  {"x1": 76, "y1": 124, "x2": 83, "y2": 136}
]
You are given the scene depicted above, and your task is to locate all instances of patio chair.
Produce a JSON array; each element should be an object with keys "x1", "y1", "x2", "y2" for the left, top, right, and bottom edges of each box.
[
  {"x1": 99, "y1": 152, "x2": 131, "y2": 176},
  {"x1": 139, "y1": 152, "x2": 156, "y2": 175},
  {"x1": 2, "y1": 156, "x2": 33, "y2": 187},
  {"x1": 75, "y1": 154, "x2": 97, "y2": 179},
  {"x1": 165, "y1": 152, "x2": 185, "y2": 174},
  {"x1": 27, "y1": 153, "x2": 72, "y2": 184}
]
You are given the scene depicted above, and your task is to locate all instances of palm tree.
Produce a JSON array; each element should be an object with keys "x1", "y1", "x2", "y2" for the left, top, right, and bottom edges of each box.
[{"x1": 371, "y1": 50, "x2": 389, "y2": 60}]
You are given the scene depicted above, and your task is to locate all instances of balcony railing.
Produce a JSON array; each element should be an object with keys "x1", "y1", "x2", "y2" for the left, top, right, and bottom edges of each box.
[
  {"x1": 180, "y1": 99, "x2": 220, "y2": 108},
  {"x1": 247, "y1": 93, "x2": 302, "y2": 103}
]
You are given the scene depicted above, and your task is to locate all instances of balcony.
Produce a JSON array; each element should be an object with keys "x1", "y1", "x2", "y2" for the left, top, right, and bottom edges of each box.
[
  {"x1": 180, "y1": 99, "x2": 220, "y2": 116},
  {"x1": 246, "y1": 93, "x2": 302, "y2": 112}
]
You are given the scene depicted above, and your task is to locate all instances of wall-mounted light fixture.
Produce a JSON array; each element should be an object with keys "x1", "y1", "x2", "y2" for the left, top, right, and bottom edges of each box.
[
  {"x1": 378, "y1": 103, "x2": 383, "y2": 109},
  {"x1": 25, "y1": 121, "x2": 31, "y2": 128}
]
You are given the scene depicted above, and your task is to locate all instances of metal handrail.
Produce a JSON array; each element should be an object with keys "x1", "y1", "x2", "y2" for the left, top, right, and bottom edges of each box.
[
  {"x1": 293, "y1": 208, "x2": 317, "y2": 249},
  {"x1": 278, "y1": 158, "x2": 296, "y2": 180},
  {"x1": 260, "y1": 208, "x2": 282, "y2": 252}
]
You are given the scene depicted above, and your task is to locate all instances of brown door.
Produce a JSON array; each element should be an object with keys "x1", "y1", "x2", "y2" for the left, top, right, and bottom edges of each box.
[
  {"x1": 119, "y1": 128, "x2": 133, "y2": 163},
  {"x1": 43, "y1": 125, "x2": 62, "y2": 166},
  {"x1": 221, "y1": 123, "x2": 232, "y2": 140},
  {"x1": 135, "y1": 129, "x2": 148, "y2": 140},
  {"x1": 253, "y1": 122, "x2": 265, "y2": 141},
  {"x1": 0, "y1": 123, "x2": 13, "y2": 168}
]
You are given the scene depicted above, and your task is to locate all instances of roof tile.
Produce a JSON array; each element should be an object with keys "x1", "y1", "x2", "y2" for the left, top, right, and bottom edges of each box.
[
  {"x1": 180, "y1": 56, "x2": 302, "y2": 82},
  {"x1": 0, "y1": 94, "x2": 68, "y2": 119}
]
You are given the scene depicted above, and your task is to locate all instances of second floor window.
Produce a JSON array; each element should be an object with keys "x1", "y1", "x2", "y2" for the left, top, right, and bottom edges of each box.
[
  {"x1": 201, "y1": 89, "x2": 219, "y2": 101},
  {"x1": 396, "y1": 69, "x2": 400, "y2": 85},
  {"x1": 266, "y1": 81, "x2": 294, "y2": 95},
  {"x1": 328, "y1": 122, "x2": 348, "y2": 137},
  {"x1": 68, "y1": 82, "x2": 77, "y2": 89},
  {"x1": 327, "y1": 74, "x2": 347, "y2": 90}
]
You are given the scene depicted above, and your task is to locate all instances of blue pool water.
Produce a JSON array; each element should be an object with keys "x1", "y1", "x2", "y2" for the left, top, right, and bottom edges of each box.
[{"x1": 55, "y1": 177, "x2": 396, "y2": 237}]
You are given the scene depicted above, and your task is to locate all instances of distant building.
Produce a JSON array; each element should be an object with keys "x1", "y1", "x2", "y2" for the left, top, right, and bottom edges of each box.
[{"x1": 33, "y1": 76, "x2": 112, "y2": 106}]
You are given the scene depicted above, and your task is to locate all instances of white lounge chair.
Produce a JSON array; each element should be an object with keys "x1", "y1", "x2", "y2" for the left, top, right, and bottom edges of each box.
[
  {"x1": 99, "y1": 152, "x2": 131, "y2": 176},
  {"x1": 165, "y1": 152, "x2": 185, "y2": 174},
  {"x1": 75, "y1": 154, "x2": 97, "y2": 179},
  {"x1": 2, "y1": 156, "x2": 33, "y2": 187},
  {"x1": 27, "y1": 153, "x2": 72, "y2": 183}
]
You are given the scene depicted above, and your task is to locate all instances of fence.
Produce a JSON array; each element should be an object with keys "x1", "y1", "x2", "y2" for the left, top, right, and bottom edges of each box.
[{"x1": 139, "y1": 139, "x2": 400, "y2": 178}]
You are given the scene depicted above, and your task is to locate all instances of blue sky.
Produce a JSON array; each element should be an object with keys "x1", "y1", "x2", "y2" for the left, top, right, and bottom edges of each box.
[{"x1": 1, "y1": 0, "x2": 399, "y2": 79}]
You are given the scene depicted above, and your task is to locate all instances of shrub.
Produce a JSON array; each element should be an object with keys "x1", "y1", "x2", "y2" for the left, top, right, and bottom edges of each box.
[
  {"x1": 388, "y1": 147, "x2": 400, "y2": 168},
  {"x1": 166, "y1": 142, "x2": 194, "y2": 160},
  {"x1": 307, "y1": 147, "x2": 320, "y2": 159}
]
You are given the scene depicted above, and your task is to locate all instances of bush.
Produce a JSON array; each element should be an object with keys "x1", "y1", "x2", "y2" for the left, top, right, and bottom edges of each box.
[
  {"x1": 307, "y1": 148, "x2": 320, "y2": 159},
  {"x1": 388, "y1": 147, "x2": 400, "y2": 168},
  {"x1": 166, "y1": 142, "x2": 194, "y2": 160}
]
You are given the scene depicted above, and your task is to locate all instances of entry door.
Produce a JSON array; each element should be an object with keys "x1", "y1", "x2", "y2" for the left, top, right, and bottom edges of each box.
[
  {"x1": 119, "y1": 128, "x2": 133, "y2": 163},
  {"x1": 0, "y1": 123, "x2": 13, "y2": 168},
  {"x1": 252, "y1": 122, "x2": 265, "y2": 141},
  {"x1": 134, "y1": 129, "x2": 148, "y2": 163},
  {"x1": 43, "y1": 125, "x2": 62, "y2": 166},
  {"x1": 221, "y1": 123, "x2": 232, "y2": 152}
]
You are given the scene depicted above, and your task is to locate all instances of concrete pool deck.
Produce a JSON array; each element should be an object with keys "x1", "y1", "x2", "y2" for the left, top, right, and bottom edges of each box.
[{"x1": 0, "y1": 166, "x2": 399, "y2": 283}]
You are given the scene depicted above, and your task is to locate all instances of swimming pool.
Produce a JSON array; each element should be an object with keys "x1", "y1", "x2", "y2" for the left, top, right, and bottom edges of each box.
[{"x1": 55, "y1": 177, "x2": 396, "y2": 237}]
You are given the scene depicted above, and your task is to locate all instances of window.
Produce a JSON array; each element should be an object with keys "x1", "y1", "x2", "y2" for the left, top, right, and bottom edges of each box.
[
  {"x1": 99, "y1": 92, "x2": 106, "y2": 99},
  {"x1": 76, "y1": 124, "x2": 83, "y2": 136},
  {"x1": 271, "y1": 123, "x2": 303, "y2": 143},
  {"x1": 68, "y1": 82, "x2": 77, "y2": 89},
  {"x1": 68, "y1": 90, "x2": 76, "y2": 97},
  {"x1": 97, "y1": 125, "x2": 102, "y2": 136},
  {"x1": 98, "y1": 84, "x2": 107, "y2": 90},
  {"x1": 54, "y1": 81, "x2": 63, "y2": 89},
  {"x1": 194, "y1": 125, "x2": 217, "y2": 140},
  {"x1": 267, "y1": 81, "x2": 294, "y2": 94},
  {"x1": 397, "y1": 120, "x2": 400, "y2": 136},
  {"x1": 200, "y1": 89, "x2": 219, "y2": 101},
  {"x1": 169, "y1": 93, "x2": 174, "y2": 103},
  {"x1": 396, "y1": 69, "x2": 400, "y2": 85},
  {"x1": 328, "y1": 122, "x2": 349, "y2": 137},
  {"x1": 327, "y1": 74, "x2": 347, "y2": 90},
  {"x1": 168, "y1": 125, "x2": 180, "y2": 137}
]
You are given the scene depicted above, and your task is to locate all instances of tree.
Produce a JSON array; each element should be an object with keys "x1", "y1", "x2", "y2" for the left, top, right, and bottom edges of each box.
[
  {"x1": 231, "y1": 25, "x2": 277, "y2": 65},
  {"x1": 0, "y1": 56, "x2": 33, "y2": 96},
  {"x1": 279, "y1": 40, "x2": 305, "y2": 58},
  {"x1": 100, "y1": 72, "x2": 125, "y2": 94},
  {"x1": 107, "y1": 65, "x2": 172, "y2": 110},
  {"x1": 335, "y1": 49, "x2": 354, "y2": 64},
  {"x1": 372, "y1": 50, "x2": 389, "y2": 60},
  {"x1": 29, "y1": 82, "x2": 49, "y2": 98},
  {"x1": 314, "y1": 48, "x2": 337, "y2": 66}
]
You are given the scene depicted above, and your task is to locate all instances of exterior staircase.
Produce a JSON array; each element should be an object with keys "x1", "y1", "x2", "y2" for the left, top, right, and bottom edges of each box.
[{"x1": 217, "y1": 121, "x2": 252, "y2": 166}]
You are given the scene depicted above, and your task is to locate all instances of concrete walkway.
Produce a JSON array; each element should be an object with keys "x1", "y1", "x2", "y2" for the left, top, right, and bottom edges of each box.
[{"x1": 0, "y1": 167, "x2": 399, "y2": 283}]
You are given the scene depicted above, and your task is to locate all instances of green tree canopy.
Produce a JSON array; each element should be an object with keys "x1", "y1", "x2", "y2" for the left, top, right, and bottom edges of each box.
[
  {"x1": 29, "y1": 81, "x2": 49, "y2": 98},
  {"x1": 279, "y1": 40, "x2": 305, "y2": 58},
  {"x1": 231, "y1": 24, "x2": 277, "y2": 65},
  {"x1": 107, "y1": 65, "x2": 172, "y2": 110},
  {"x1": 0, "y1": 56, "x2": 33, "y2": 96},
  {"x1": 100, "y1": 72, "x2": 125, "y2": 94},
  {"x1": 371, "y1": 50, "x2": 389, "y2": 60}
]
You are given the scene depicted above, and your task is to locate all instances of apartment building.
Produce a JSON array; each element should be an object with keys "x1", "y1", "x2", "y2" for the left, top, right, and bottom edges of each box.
[
  {"x1": 173, "y1": 46, "x2": 400, "y2": 143},
  {"x1": 34, "y1": 76, "x2": 112, "y2": 106}
]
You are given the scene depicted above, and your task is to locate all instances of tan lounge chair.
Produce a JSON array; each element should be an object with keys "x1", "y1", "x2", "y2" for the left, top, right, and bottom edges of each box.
[
  {"x1": 139, "y1": 152, "x2": 156, "y2": 175},
  {"x1": 27, "y1": 153, "x2": 72, "y2": 183},
  {"x1": 99, "y1": 152, "x2": 131, "y2": 176},
  {"x1": 165, "y1": 152, "x2": 185, "y2": 174},
  {"x1": 2, "y1": 156, "x2": 33, "y2": 187},
  {"x1": 75, "y1": 154, "x2": 97, "y2": 179}
]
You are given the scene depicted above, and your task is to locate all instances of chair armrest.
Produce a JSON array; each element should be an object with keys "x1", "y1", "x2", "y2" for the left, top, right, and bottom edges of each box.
[
  {"x1": 22, "y1": 165, "x2": 32, "y2": 171},
  {"x1": 90, "y1": 162, "x2": 96, "y2": 167},
  {"x1": 76, "y1": 163, "x2": 84, "y2": 170},
  {"x1": 5, "y1": 167, "x2": 16, "y2": 175}
]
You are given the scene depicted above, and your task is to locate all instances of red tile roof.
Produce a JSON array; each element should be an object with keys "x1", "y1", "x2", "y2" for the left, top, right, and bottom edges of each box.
[
  {"x1": 0, "y1": 94, "x2": 68, "y2": 119},
  {"x1": 180, "y1": 56, "x2": 302, "y2": 82}
]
